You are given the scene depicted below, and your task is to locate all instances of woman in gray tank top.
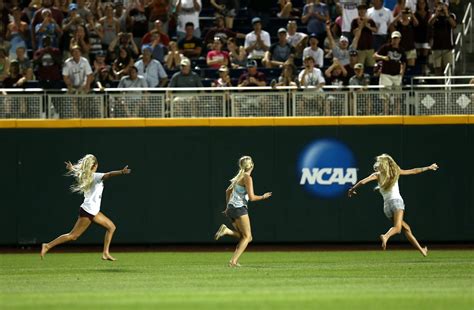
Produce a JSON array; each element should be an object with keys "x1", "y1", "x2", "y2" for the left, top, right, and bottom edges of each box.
[
  {"x1": 348, "y1": 153, "x2": 438, "y2": 257},
  {"x1": 214, "y1": 156, "x2": 272, "y2": 267}
]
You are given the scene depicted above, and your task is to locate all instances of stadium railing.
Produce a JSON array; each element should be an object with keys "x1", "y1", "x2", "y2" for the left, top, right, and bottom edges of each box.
[
  {"x1": 1, "y1": 82, "x2": 473, "y2": 119},
  {"x1": 451, "y1": 2, "x2": 473, "y2": 74}
]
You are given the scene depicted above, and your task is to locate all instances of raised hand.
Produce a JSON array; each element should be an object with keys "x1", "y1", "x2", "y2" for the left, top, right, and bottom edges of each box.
[
  {"x1": 428, "y1": 163, "x2": 439, "y2": 171},
  {"x1": 121, "y1": 165, "x2": 132, "y2": 174},
  {"x1": 65, "y1": 161, "x2": 73, "y2": 171},
  {"x1": 348, "y1": 187, "x2": 357, "y2": 197}
]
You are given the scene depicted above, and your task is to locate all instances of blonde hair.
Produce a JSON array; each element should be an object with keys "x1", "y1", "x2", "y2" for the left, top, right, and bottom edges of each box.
[
  {"x1": 374, "y1": 154, "x2": 400, "y2": 191},
  {"x1": 67, "y1": 154, "x2": 98, "y2": 194},
  {"x1": 229, "y1": 156, "x2": 254, "y2": 189}
]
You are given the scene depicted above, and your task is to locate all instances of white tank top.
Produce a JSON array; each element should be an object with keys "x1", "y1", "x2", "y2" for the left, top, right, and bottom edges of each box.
[
  {"x1": 80, "y1": 173, "x2": 105, "y2": 215},
  {"x1": 228, "y1": 183, "x2": 248, "y2": 208},
  {"x1": 378, "y1": 179, "x2": 403, "y2": 202}
]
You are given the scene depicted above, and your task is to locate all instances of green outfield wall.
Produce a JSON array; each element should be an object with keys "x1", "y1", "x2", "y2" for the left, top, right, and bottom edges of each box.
[{"x1": 1, "y1": 116, "x2": 473, "y2": 245}]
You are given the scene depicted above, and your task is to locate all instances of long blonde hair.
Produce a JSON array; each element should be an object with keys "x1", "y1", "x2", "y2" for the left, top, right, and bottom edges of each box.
[
  {"x1": 229, "y1": 156, "x2": 254, "y2": 190},
  {"x1": 374, "y1": 154, "x2": 400, "y2": 191},
  {"x1": 67, "y1": 154, "x2": 98, "y2": 194}
]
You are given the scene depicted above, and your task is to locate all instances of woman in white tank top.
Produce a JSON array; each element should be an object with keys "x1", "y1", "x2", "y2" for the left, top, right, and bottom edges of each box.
[
  {"x1": 214, "y1": 156, "x2": 272, "y2": 267},
  {"x1": 40, "y1": 154, "x2": 131, "y2": 261},
  {"x1": 348, "y1": 153, "x2": 438, "y2": 257}
]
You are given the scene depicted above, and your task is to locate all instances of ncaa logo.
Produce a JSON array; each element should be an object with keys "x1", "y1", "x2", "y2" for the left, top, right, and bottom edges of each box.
[{"x1": 298, "y1": 139, "x2": 357, "y2": 198}]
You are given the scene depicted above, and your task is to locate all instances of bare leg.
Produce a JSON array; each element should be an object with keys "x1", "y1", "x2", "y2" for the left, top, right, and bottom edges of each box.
[
  {"x1": 93, "y1": 212, "x2": 117, "y2": 261},
  {"x1": 402, "y1": 221, "x2": 428, "y2": 257},
  {"x1": 380, "y1": 210, "x2": 403, "y2": 250},
  {"x1": 40, "y1": 216, "x2": 92, "y2": 259},
  {"x1": 229, "y1": 215, "x2": 252, "y2": 267}
]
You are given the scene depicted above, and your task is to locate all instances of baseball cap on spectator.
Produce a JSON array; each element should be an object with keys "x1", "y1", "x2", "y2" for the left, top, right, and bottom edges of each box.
[
  {"x1": 251, "y1": 17, "x2": 261, "y2": 24},
  {"x1": 309, "y1": 33, "x2": 318, "y2": 40},
  {"x1": 278, "y1": 28, "x2": 287, "y2": 34},
  {"x1": 349, "y1": 50, "x2": 358, "y2": 56},
  {"x1": 219, "y1": 65, "x2": 229, "y2": 72},
  {"x1": 246, "y1": 59, "x2": 257, "y2": 67},
  {"x1": 391, "y1": 31, "x2": 402, "y2": 39},
  {"x1": 71, "y1": 45, "x2": 81, "y2": 52},
  {"x1": 68, "y1": 3, "x2": 77, "y2": 11},
  {"x1": 354, "y1": 63, "x2": 364, "y2": 70},
  {"x1": 142, "y1": 44, "x2": 153, "y2": 53},
  {"x1": 339, "y1": 36, "x2": 349, "y2": 43},
  {"x1": 180, "y1": 58, "x2": 191, "y2": 66}
]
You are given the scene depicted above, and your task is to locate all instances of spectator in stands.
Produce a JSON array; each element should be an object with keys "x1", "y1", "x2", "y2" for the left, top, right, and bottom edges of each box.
[
  {"x1": 349, "y1": 62, "x2": 370, "y2": 86},
  {"x1": 118, "y1": 65, "x2": 148, "y2": 88},
  {"x1": 367, "y1": 0, "x2": 393, "y2": 52},
  {"x1": 302, "y1": 0, "x2": 329, "y2": 45},
  {"x1": 113, "y1": 2, "x2": 130, "y2": 33},
  {"x1": 146, "y1": 0, "x2": 171, "y2": 35},
  {"x1": 298, "y1": 55, "x2": 325, "y2": 88},
  {"x1": 169, "y1": 58, "x2": 203, "y2": 87},
  {"x1": 374, "y1": 31, "x2": 406, "y2": 113},
  {"x1": 35, "y1": 8, "x2": 62, "y2": 49},
  {"x1": 15, "y1": 47, "x2": 31, "y2": 74},
  {"x1": 142, "y1": 19, "x2": 171, "y2": 47},
  {"x1": 303, "y1": 33, "x2": 324, "y2": 68},
  {"x1": 31, "y1": 0, "x2": 64, "y2": 49},
  {"x1": 33, "y1": 35, "x2": 62, "y2": 89},
  {"x1": 210, "y1": 0, "x2": 239, "y2": 28},
  {"x1": 238, "y1": 59, "x2": 267, "y2": 87},
  {"x1": 92, "y1": 51, "x2": 107, "y2": 75},
  {"x1": 135, "y1": 45, "x2": 168, "y2": 87},
  {"x1": 336, "y1": 0, "x2": 360, "y2": 40},
  {"x1": 100, "y1": 3, "x2": 120, "y2": 48},
  {"x1": 6, "y1": 6, "x2": 29, "y2": 60},
  {"x1": 428, "y1": 0, "x2": 456, "y2": 75},
  {"x1": 227, "y1": 37, "x2": 247, "y2": 68},
  {"x1": 325, "y1": 58, "x2": 348, "y2": 87},
  {"x1": 277, "y1": 0, "x2": 300, "y2": 19},
  {"x1": 351, "y1": 4, "x2": 377, "y2": 68},
  {"x1": 326, "y1": 21, "x2": 351, "y2": 66},
  {"x1": 23, "y1": 0, "x2": 41, "y2": 24},
  {"x1": 85, "y1": 14, "x2": 104, "y2": 63},
  {"x1": 212, "y1": 64, "x2": 233, "y2": 87},
  {"x1": 176, "y1": 0, "x2": 202, "y2": 40},
  {"x1": 390, "y1": 8, "x2": 419, "y2": 68},
  {"x1": 178, "y1": 22, "x2": 203, "y2": 59},
  {"x1": 244, "y1": 17, "x2": 271, "y2": 61},
  {"x1": 0, "y1": 48, "x2": 9, "y2": 83},
  {"x1": 203, "y1": 15, "x2": 244, "y2": 50},
  {"x1": 344, "y1": 49, "x2": 359, "y2": 81},
  {"x1": 206, "y1": 37, "x2": 229, "y2": 69},
  {"x1": 164, "y1": 41, "x2": 184, "y2": 70},
  {"x1": 263, "y1": 28, "x2": 295, "y2": 68},
  {"x1": 63, "y1": 45, "x2": 94, "y2": 94},
  {"x1": 129, "y1": 0, "x2": 149, "y2": 48},
  {"x1": 15, "y1": 67, "x2": 37, "y2": 88},
  {"x1": 62, "y1": 4, "x2": 86, "y2": 53},
  {"x1": 75, "y1": 0, "x2": 92, "y2": 21},
  {"x1": 109, "y1": 32, "x2": 140, "y2": 60},
  {"x1": 414, "y1": 0, "x2": 431, "y2": 76},
  {"x1": 286, "y1": 20, "x2": 308, "y2": 59},
  {"x1": 113, "y1": 47, "x2": 135, "y2": 79},
  {"x1": 148, "y1": 33, "x2": 168, "y2": 64},
  {"x1": 2, "y1": 60, "x2": 22, "y2": 88},
  {"x1": 276, "y1": 62, "x2": 297, "y2": 86},
  {"x1": 70, "y1": 25, "x2": 91, "y2": 60},
  {"x1": 349, "y1": 62, "x2": 371, "y2": 114},
  {"x1": 95, "y1": 67, "x2": 115, "y2": 91}
]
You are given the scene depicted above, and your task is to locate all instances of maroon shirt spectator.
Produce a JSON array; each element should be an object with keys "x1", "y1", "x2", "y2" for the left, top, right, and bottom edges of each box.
[
  {"x1": 350, "y1": 4, "x2": 377, "y2": 67},
  {"x1": 428, "y1": 1, "x2": 456, "y2": 74},
  {"x1": 238, "y1": 60, "x2": 267, "y2": 87},
  {"x1": 142, "y1": 20, "x2": 170, "y2": 46},
  {"x1": 33, "y1": 35, "x2": 63, "y2": 87},
  {"x1": 375, "y1": 34, "x2": 406, "y2": 76}
]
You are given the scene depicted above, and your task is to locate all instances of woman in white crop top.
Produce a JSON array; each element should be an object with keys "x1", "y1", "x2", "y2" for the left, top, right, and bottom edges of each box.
[
  {"x1": 214, "y1": 156, "x2": 272, "y2": 267},
  {"x1": 41, "y1": 154, "x2": 131, "y2": 261},
  {"x1": 348, "y1": 153, "x2": 438, "y2": 257}
]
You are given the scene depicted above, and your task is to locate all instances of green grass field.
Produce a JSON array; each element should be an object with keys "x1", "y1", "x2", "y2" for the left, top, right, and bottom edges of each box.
[{"x1": 0, "y1": 249, "x2": 472, "y2": 309}]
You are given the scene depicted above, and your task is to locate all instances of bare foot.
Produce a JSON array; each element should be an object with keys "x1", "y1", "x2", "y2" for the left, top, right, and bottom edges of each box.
[
  {"x1": 228, "y1": 261, "x2": 242, "y2": 268},
  {"x1": 214, "y1": 224, "x2": 228, "y2": 241},
  {"x1": 102, "y1": 254, "x2": 116, "y2": 261},
  {"x1": 40, "y1": 243, "x2": 49, "y2": 260},
  {"x1": 379, "y1": 234, "x2": 387, "y2": 250},
  {"x1": 421, "y1": 246, "x2": 428, "y2": 257}
]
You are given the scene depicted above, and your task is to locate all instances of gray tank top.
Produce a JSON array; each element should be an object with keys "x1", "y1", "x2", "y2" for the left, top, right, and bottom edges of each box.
[{"x1": 228, "y1": 183, "x2": 248, "y2": 208}]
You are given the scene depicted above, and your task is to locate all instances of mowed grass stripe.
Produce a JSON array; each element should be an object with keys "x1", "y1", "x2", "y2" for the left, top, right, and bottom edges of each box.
[{"x1": 0, "y1": 250, "x2": 472, "y2": 310}]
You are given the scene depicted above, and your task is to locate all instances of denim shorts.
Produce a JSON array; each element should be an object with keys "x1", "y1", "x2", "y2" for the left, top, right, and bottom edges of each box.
[
  {"x1": 225, "y1": 204, "x2": 248, "y2": 221},
  {"x1": 383, "y1": 199, "x2": 405, "y2": 219}
]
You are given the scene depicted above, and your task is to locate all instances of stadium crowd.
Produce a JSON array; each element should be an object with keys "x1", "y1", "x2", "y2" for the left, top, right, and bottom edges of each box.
[{"x1": 0, "y1": 0, "x2": 468, "y2": 92}]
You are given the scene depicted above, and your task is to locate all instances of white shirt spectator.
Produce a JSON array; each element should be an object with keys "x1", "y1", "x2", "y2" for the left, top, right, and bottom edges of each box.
[
  {"x1": 62, "y1": 56, "x2": 93, "y2": 87},
  {"x1": 298, "y1": 67, "x2": 325, "y2": 87},
  {"x1": 339, "y1": 0, "x2": 361, "y2": 33},
  {"x1": 302, "y1": 46, "x2": 324, "y2": 68},
  {"x1": 287, "y1": 32, "x2": 307, "y2": 48},
  {"x1": 244, "y1": 30, "x2": 271, "y2": 59},
  {"x1": 118, "y1": 75, "x2": 148, "y2": 88},
  {"x1": 177, "y1": 0, "x2": 202, "y2": 33},
  {"x1": 134, "y1": 59, "x2": 167, "y2": 87},
  {"x1": 368, "y1": 6, "x2": 393, "y2": 35}
]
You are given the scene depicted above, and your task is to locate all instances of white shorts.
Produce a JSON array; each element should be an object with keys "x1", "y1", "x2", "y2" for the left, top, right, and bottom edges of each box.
[{"x1": 379, "y1": 73, "x2": 402, "y2": 88}]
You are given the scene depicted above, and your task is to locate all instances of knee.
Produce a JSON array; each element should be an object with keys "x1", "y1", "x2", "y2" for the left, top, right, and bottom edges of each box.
[
  {"x1": 109, "y1": 223, "x2": 116, "y2": 233},
  {"x1": 242, "y1": 234, "x2": 252, "y2": 243},
  {"x1": 393, "y1": 225, "x2": 402, "y2": 234}
]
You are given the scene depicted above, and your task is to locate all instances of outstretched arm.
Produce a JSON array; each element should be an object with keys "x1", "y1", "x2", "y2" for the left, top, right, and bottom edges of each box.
[
  {"x1": 243, "y1": 174, "x2": 272, "y2": 202},
  {"x1": 348, "y1": 173, "x2": 378, "y2": 197},
  {"x1": 102, "y1": 165, "x2": 132, "y2": 181},
  {"x1": 400, "y1": 163, "x2": 438, "y2": 175}
]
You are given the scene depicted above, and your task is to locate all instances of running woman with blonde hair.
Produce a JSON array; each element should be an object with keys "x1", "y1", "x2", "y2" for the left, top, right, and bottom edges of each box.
[
  {"x1": 214, "y1": 156, "x2": 272, "y2": 267},
  {"x1": 348, "y1": 154, "x2": 438, "y2": 256},
  {"x1": 40, "y1": 154, "x2": 131, "y2": 261}
]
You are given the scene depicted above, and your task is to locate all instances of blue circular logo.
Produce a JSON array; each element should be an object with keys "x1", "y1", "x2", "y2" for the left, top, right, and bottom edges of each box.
[{"x1": 298, "y1": 139, "x2": 357, "y2": 198}]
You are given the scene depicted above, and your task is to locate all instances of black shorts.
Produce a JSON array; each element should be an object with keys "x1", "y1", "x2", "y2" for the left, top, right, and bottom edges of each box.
[
  {"x1": 225, "y1": 204, "x2": 248, "y2": 222},
  {"x1": 78, "y1": 208, "x2": 95, "y2": 220}
]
